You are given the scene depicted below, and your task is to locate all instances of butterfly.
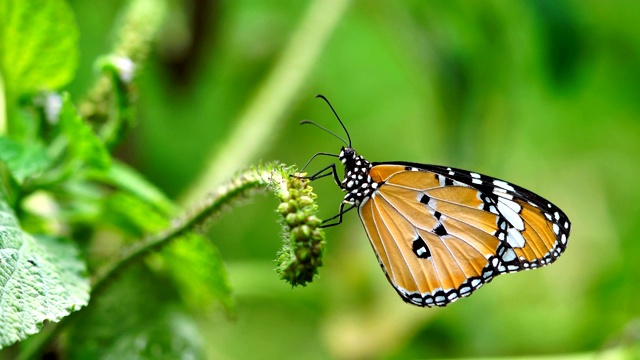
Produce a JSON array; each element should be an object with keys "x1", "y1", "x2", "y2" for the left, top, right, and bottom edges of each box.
[{"x1": 301, "y1": 94, "x2": 571, "y2": 307}]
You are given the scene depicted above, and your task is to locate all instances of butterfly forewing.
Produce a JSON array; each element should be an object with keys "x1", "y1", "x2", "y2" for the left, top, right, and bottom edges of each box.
[
  {"x1": 421, "y1": 163, "x2": 570, "y2": 269},
  {"x1": 356, "y1": 163, "x2": 570, "y2": 307}
]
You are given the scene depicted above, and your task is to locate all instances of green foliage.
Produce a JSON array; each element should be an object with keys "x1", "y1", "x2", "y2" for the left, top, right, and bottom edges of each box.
[
  {"x1": 0, "y1": 0, "x2": 324, "y2": 357},
  {"x1": 66, "y1": 266, "x2": 204, "y2": 360},
  {"x1": 57, "y1": 93, "x2": 110, "y2": 172},
  {"x1": 0, "y1": 197, "x2": 89, "y2": 348},
  {"x1": 0, "y1": 0, "x2": 78, "y2": 95},
  {"x1": 2, "y1": 0, "x2": 640, "y2": 359},
  {"x1": 0, "y1": 137, "x2": 50, "y2": 184}
]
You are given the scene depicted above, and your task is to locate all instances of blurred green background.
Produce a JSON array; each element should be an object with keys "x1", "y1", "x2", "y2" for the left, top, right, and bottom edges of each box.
[{"x1": 67, "y1": 0, "x2": 639, "y2": 358}]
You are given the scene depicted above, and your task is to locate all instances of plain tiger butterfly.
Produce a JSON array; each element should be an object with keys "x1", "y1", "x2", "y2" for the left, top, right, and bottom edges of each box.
[{"x1": 301, "y1": 94, "x2": 571, "y2": 307}]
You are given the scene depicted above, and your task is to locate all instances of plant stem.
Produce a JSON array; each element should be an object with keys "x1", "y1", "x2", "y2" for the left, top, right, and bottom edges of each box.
[
  {"x1": 180, "y1": 0, "x2": 351, "y2": 207},
  {"x1": 18, "y1": 163, "x2": 290, "y2": 360},
  {"x1": 91, "y1": 164, "x2": 286, "y2": 297}
]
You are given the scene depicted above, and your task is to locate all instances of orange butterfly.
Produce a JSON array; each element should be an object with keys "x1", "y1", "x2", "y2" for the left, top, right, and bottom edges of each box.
[{"x1": 302, "y1": 95, "x2": 571, "y2": 307}]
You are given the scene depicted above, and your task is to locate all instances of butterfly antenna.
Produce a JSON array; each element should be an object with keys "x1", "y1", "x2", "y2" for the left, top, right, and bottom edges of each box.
[
  {"x1": 315, "y1": 94, "x2": 352, "y2": 147},
  {"x1": 300, "y1": 152, "x2": 339, "y2": 172},
  {"x1": 300, "y1": 120, "x2": 349, "y2": 147}
]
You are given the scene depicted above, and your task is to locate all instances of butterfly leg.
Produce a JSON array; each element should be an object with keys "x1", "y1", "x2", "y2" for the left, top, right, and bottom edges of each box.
[
  {"x1": 321, "y1": 203, "x2": 356, "y2": 228},
  {"x1": 300, "y1": 163, "x2": 342, "y2": 187}
]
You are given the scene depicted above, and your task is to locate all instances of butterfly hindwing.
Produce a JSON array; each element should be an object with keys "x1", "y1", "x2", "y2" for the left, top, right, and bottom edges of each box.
[{"x1": 358, "y1": 162, "x2": 570, "y2": 307}]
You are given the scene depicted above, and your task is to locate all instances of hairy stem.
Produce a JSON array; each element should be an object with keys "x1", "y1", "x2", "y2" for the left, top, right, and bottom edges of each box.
[
  {"x1": 19, "y1": 163, "x2": 303, "y2": 360},
  {"x1": 92, "y1": 164, "x2": 289, "y2": 296}
]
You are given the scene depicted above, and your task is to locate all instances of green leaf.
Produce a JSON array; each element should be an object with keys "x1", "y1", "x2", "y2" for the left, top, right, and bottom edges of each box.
[
  {"x1": 67, "y1": 266, "x2": 205, "y2": 360},
  {"x1": 0, "y1": 136, "x2": 51, "y2": 183},
  {"x1": 164, "y1": 234, "x2": 235, "y2": 314},
  {"x1": 0, "y1": 196, "x2": 89, "y2": 349},
  {"x1": 0, "y1": 0, "x2": 79, "y2": 95},
  {"x1": 103, "y1": 191, "x2": 171, "y2": 237},
  {"x1": 99, "y1": 191, "x2": 233, "y2": 312},
  {"x1": 104, "y1": 161, "x2": 176, "y2": 216},
  {"x1": 58, "y1": 93, "x2": 110, "y2": 171}
]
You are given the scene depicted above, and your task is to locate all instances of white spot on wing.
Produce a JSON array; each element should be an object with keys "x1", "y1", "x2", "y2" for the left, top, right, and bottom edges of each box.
[
  {"x1": 497, "y1": 199, "x2": 524, "y2": 230},
  {"x1": 499, "y1": 197, "x2": 522, "y2": 213},
  {"x1": 502, "y1": 248, "x2": 516, "y2": 262},
  {"x1": 494, "y1": 191, "x2": 514, "y2": 200},
  {"x1": 493, "y1": 180, "x2": 515, "y2": 191},
  {"x1": 507, "y1": 228, "x2": 526, "y2": 248}
]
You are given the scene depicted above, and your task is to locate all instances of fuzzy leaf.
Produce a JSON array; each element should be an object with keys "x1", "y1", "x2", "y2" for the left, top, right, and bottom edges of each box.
[
  {"x1": 0, "y1": 0, "x2": 79, "y2": 94},
  {"x1": 0, "y1": 196, "x2": 89, "y2": 349}
]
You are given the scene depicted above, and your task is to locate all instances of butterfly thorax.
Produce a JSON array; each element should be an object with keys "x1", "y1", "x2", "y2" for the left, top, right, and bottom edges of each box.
[{"x1": 339, "y1": 147, "x2": 378, "y2": 205}]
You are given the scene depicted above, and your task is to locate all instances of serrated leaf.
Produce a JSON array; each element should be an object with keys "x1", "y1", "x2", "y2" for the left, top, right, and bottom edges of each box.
[
  {"x1": 0, "y1": 196, "x2": 89, "y2": 349},
  {"x1": 0, "y1": 0, "x2": 79, "y2": 94},
  {"x1": 0, "y1": 136, "x2": 51, "y2": 183},
  {"x1": 67, "y1": 266, "x2": 205, "y2": 360},
  {"x1": 58, "y1": 93, "x2": 110, "y2": 171}
]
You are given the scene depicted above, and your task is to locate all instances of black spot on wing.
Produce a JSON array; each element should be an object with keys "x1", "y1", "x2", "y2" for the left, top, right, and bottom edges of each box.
[
  {"x1": 444, "y1": 177, "x2": 454, "y2": 186},
  {"x1": 412, "y1": 236, "x2": 431, "y2": 259},
  {"x1": 433, "y1": 223, "x2": 448, "y2": 236}
]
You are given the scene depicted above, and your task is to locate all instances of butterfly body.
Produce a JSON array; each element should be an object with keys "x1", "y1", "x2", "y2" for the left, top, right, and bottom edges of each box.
[{"x1": 304, "y1": 95, "x2": 571, "y2": 308}]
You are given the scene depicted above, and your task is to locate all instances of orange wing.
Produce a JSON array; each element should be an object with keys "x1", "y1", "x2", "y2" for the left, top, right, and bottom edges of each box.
[{"x1": 358, "y1": 164, "x2": 570, "y2": 307}]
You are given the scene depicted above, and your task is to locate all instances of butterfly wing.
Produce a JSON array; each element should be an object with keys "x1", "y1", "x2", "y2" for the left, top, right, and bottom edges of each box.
[{"x1": 358, "y1": 163, "x2": 570, "y2": 307}]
